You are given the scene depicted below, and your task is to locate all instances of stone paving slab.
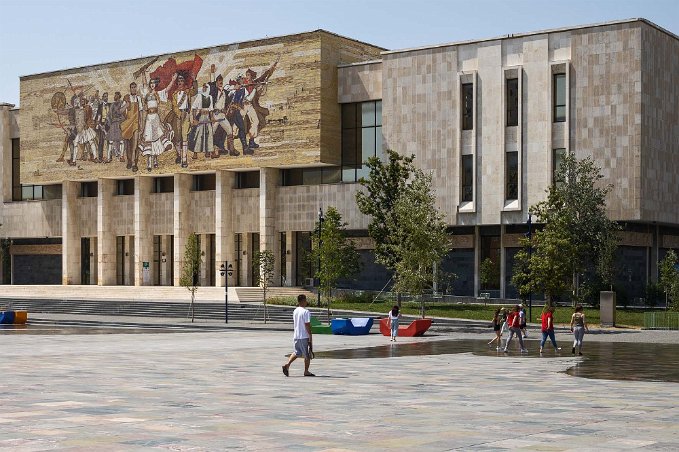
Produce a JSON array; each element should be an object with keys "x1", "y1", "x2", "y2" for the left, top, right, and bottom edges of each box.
[{"x1": 0, "y1": 327, "x2": 678, "y2": 451}]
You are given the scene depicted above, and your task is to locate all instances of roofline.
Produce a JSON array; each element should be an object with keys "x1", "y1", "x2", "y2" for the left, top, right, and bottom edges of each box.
[
  {"x1": 20, "y1": 29, "x2": 385, "y2": 81},
  {"x1": 381, "y1": 18, "x2": 678, "y2": 56},
  {"x1": 337, "y1": 59, "x2": 382, "y2": 69}
]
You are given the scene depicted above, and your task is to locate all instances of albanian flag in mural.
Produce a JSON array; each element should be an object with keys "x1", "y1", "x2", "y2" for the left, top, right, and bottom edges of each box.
[{"x1": 150, "y1": 54, "x2": 203, "y2": 96}]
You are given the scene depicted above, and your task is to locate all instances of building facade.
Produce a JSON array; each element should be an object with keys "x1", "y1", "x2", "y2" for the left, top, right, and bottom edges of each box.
[{"x1": 1, "y1": 20, "x2": 678, "y2": 303}]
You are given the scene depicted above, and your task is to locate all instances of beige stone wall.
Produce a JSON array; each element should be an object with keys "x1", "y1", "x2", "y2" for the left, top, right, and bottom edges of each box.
[
  {"x1": 149, "y1": 193, "x2": 174, "y2": 235},
  {"x1": 189, "y1": 190, "x2": 215, "y2": 234},
  {"x1": 0, "y1": 199, "x2": 61, "y2": 237},
  {"x1": 320, "y1": 34, "x2": 384, "y2": 166},
  {"x1": 640, "y1": 24, "x2": 679, "y2": 223},
  {"x1": 571, "y1": 22, "x2": 643, "y2": 221},
  {"x1": 110, "y1": 195, "x2": 134, "y2": 236},
  {"x1": 338, "y1": 62, "x2": 383, "y2": 103},
  {"x1": 77, "y1": 197, "x2": 97, "y2": 237},
  {"x1": 18, "y1": 31, "x2": 382, "y2": 185},
  {"x1": 232, "y1": 188, "x2": 259, "y2": 233}
]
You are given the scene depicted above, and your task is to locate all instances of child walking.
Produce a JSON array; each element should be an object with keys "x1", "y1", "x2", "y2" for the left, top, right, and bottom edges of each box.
[
  {"x1": 387, "y1": 305, "x2": 401, "y2": 342},
  {"x1": 570, "y1": 305, "x2": 589, "y2": 355},
  {"x1": 488, "y1": 308, "x2": 503, "y2": 349}
]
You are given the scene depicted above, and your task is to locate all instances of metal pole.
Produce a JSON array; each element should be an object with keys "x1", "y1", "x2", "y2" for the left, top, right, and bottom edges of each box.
[
  {"x1": 225, "y1": 261, "x2": 228, "y2": 324},
  {"x1": 317, "y1": 207, "x2": 323, "y2": 308},
  {"x1": 527, "y1": 214, "x2": 533, "y2": 320}
]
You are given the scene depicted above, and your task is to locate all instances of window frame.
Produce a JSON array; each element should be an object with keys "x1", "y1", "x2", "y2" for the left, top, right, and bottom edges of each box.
[
  {"x1": 461, "y1": 83, "x2": 474, "y2": 131},
  {"x1": 553, "y1": 73, "x2": 566, "y2": 123},
  {"x1": 461, "y1": 154, "x2": 474, "y2": 203},
  {"x1": 506, "y1": 78, "x2": 519, "y2": 127}
]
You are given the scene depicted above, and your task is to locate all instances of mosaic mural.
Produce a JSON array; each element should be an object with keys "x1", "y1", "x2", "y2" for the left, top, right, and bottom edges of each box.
[{"x1": 18, "y1": 32, "x2": 386, "y2": 184}]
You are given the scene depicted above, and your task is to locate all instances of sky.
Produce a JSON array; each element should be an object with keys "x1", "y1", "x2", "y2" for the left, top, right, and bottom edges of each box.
[{"x1": 1, "y1": 0, "x2": 677, "y2": 107}]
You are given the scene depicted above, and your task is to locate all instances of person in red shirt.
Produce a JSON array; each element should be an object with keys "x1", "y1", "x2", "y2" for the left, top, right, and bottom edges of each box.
[
  {"x1": 539, "y1": 306, "x2": 561, "y2": 353},
  {"x1": 503, "y1": 305, "x2": 527, "y2": 353}
]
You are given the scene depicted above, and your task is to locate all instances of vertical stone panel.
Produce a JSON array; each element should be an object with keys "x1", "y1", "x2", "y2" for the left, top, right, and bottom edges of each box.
[
  {"x1": 215, "y1": 171, "x2": 235, "y2": 287},
  {"x1": 0, "y1": 104, "x2": 14, "y2": 202},
  {"x1": 260, "y1": 168, "x2": 280, "y2": 285},
  {"x1": 134, "y1": 176, "x2": 152, "y2": 286},
  {"x1": 97, "y1": 179, "x2": 116, "y2": 285},
  {"x1": 62, "y1": 180, "x2": 80, "y2": 284},
  {"x1": 173, "y1": 173, "x2": 191, "y2": 286}
]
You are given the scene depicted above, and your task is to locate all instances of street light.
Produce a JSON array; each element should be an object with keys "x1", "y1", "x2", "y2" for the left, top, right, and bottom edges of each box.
[
  {"x1": 317, "y1": 207, "x2": 324, "y2": 307},
  {"x1": 219, "y1": 262, "x2": 233, "y2": 323},
  {"x1": 526, "y1": 213, "x2": 533, "y2": 320}
]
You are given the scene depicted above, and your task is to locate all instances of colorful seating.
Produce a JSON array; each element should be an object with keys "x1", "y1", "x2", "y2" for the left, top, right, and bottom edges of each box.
[
  {"x1": 379, "y1": 318, "x2": 432, "y2": 337},
  {"x1": 310, "y1": 316, "x2": 333, "y2": 334},
  {"x1": 330, "y1": 317, "x2": 374, "y2": 335},
  {"x1": 0, "y1": 310, "x2": 28, "y2": 325}
]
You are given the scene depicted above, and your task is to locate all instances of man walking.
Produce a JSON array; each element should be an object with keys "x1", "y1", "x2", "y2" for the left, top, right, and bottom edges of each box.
[{"x1": 282, "y1": 294, "x2": 314, "y2": 377}]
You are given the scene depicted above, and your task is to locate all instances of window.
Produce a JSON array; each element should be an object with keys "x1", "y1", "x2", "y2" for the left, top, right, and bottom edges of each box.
[
  {"x1": 19, "y1": 184, "x2": 62, "y2": 201},
  {"x1": 281, "y1": 167, "x2": 341, "y2": 186},
  {"x1": 552, "y1": 148, "x2": 566, "y2": 186},
  {"x1": 80, "y1": 182, "x2": 98, "y2": 198},
  {"x1": 506, "y1": 78, "x2": 519, "y2": 127},
  {"x1": 192, "y1": 174, "x2": 216, "y2": 191},
  {"x1": 236, "y1": 171, "x2": 260, "y2": 189},
  {"x1": 116, "y1": 179, "x2": 134, "y2": 196},
  {"x1": 505, "y1": 151, "x2": 518, "y2": 201},
  {"x1": 462, "y1": 83, "x2": 474, "y2": 130},
  {"x1": 153, "y1": 176, "x2": 174, "y2": 193},
  {"x1": 461, "y1": 154, "x2": 473, "y2": 202},
  {"x1": 553, "y1": 73, "x2": 566, "y2": 122},
  {"x1": 11, "y1": 138, "x2": 20, "y2": 201},
  {"x1": 341, "y1": 100, "x2": 382, "y2": 182}
]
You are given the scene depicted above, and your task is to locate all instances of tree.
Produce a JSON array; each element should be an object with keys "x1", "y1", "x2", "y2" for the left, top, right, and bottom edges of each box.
[
  {"x1": 513, "y1": 153, "x2": 619, "y2": 306},
  {"x1": 179, "y1": 233, "x2": 201, "y2": 322},
  {"x1": 253, "y1": 250, "x2": 275, "y2": 323},
  {"x1": 479, "y1": 257, "x2": 500, "y2": 292},
  {"x1": 659, "y1": 250, "x2": 679, "y2": 311},
  {"x1": 356, "y1": 149, "x2": 415, "y2": 271},
  {"x1": 311, "y1": 206, "x2": 360, "y2": 322},
  {"x1": 389, "y1": 170, "x2": 450, "y2": 318}
]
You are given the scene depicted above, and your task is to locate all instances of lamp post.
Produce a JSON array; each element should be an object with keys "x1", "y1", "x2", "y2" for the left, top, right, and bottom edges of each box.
[
  {"x1": 317, "y1": 207, "x2": 324, "y2": 307},
  {"x1": 526, "y1": 213, "x2": 533, "y2": 320},
  {"x1": 219, "y1": 262, "x2": 233, "y2": 324}
]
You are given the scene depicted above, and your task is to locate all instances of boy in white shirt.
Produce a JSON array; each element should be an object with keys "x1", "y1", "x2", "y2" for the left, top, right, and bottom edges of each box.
[{"x1": 282, "y1": 294, "x2": 315, "y2": 377}]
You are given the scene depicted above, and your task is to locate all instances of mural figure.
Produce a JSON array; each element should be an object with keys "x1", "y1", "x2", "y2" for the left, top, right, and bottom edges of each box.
[
  {"x1": 73, "y1": 94, "x2": 98, "y2": 165},
  {"x1": 188, "y1": 83, "x2": 215, "y2": 159},
  {"x1": 93, "y1": 91, "x2": 109, "y2": 163},
  {"x1": 170, "y1": 73, "x2": 192, "y2": 168},
  {"x1": 107, "y1": 92, "x2": 126, "y2": 163},
  {"x1": 51, "y1": 91, "x2": 76, "y2": 164},
  {"x1": 121, "y1": 82, "x2": 143, "y2": 171},
  {"x1": 139, "y1": 74, "x2": 176, "y2": 172},
  {"x1": 241, "y1": 58, "x2": 277, "y2": 152},
  {"x1": 209, "y1": 65, "x2": 238, "y2": 157},
  {"x1": 228, "y1": 76, "x2": 250, "y2": 155}
]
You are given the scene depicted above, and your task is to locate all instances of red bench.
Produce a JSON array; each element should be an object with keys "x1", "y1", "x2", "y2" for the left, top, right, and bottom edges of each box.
[{"x1": 379, "y1": 318, "x2": 432, "y2": 337}]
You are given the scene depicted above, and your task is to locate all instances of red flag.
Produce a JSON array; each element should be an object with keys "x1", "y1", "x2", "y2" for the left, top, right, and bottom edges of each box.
[{"x1": 150, "y1": 54, "x2": 203, "y2": 96}]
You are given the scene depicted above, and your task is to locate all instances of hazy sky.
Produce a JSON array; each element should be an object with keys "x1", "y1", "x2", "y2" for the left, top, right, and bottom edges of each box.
[{"x1": 1, "y1": 0, "x2": 677, "y2": 106}]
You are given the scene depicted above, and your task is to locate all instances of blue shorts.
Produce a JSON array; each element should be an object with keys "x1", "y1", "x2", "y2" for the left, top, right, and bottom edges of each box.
[{"x1": 293, "y1": 338, "x2": 310, "y2": 358}]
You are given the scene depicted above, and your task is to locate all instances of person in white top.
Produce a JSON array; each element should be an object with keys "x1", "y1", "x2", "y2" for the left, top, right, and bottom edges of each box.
[{"x1": 282, "y1": 294, "x2": 314, "y2": 377}]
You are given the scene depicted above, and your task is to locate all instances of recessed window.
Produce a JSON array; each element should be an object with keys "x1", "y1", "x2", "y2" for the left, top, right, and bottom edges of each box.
[
  {"x1": 11, "y1": 138, "x2": 20, "y2": 201},
  {"x1": 461, "y1": 154, "x2": 473, "y2": 202},
  {"x1": 236, "y1": 171, "x2": 260, "y2": 189},
  {"x1": 505, "y1": 151, "x2": 518, "y2": 201},
  {"x1": 553, "y1": 73, "x2": 566, "y2": 122},
  {"x1": 116, "y1": 179, "x2": 134, "y2": 196},
  {"x1": 506, "y1": 78, "x2": 519, "y2": 127},
  {"x1": 153, "y1": 176, "x2": 174, "y2": 193},
  {"x1": 341, "y1": 100, "x2": 382, "y2": 183},
  {"x1": 552, "y1": 148, "x2": 566, "y2": 186},
  {"x1": 20, "y1": 184, "x2": 62, "y2": 201},
  {"x1": 282, "y1": 168, "x2": 341, "y2": 186},
  {"x1": 192, "y1": 174, "x2": 216, "y2": 191},
  {"x1": 80, "y1": 182, "x2": 98, "y2": 198},
  {"x1": 462, "y1": 83, "x2": 474, "y2": 130}
]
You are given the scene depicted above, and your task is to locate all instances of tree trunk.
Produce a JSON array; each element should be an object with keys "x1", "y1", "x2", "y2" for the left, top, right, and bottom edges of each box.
[
  {"x1": 397, "y1": 292, "x2": 402, "y2": 308},
  {"x1": 326, "y1": 288, "x2": 332, "y2": 323},
  {"x1": 190, "y1": 290, "x2": 195, "y2": 323},
  {"x1": 263, "y1": 287, "x2": 267, "y2": 324},
  {"x1": 420, "y1": 296, "x2": 425, "y2": 319}
]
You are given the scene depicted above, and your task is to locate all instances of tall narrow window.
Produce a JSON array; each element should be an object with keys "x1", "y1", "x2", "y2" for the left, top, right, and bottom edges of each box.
[
  {"x1": 461, "y1": 154, "x2": 473, "y2": 202},
  {"x1": 11, "y1": 138, "x2": 20, "y2": 201},
  {"x1": 553, "y1": 73, "x2": 566, "y2": 122},
  {"x1": 461, "y1": 83, "x2": 474, "y2": 130},
  {"x1": 505, "y1": 151, "x2": 518, "y2": 201},
  {"x1": 552, "y1": 148, "x2": 566, "y2": 186},
  {"x1": 506, "y1": 78, "x2": 519, "y2": 127},
  {"x1": 341, "y1": 100, "x2": 382, "y2": 182}
]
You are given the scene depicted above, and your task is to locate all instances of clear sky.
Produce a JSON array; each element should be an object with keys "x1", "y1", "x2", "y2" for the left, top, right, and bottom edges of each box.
[{"x1": 1, "y1": 0, "x2": 677, "y2": 107}]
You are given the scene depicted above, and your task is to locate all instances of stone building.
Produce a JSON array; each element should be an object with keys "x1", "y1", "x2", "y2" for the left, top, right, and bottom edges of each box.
[{"x1": 1, "y1": 19, "x2": 678, "y2": 303}]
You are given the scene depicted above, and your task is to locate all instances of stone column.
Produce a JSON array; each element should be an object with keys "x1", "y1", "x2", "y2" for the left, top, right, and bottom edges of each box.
[
  {"x1": 62, "y1": 180, "x2": 80, "y2": 285},
  {"x1": 260, "y1": 168, "x2": 281, "y2": 286},
  {"x1": 0, "y1": 103, "x2": 14, "y2": 203},
  {"x1": 215, "y1": 170, "x2": 235, "y2": 287},
  {"x1": 286, "y1": 231, "x2": 296, "y2": 287},
  {"x1": 173, "y1": 173, "x2": 191, "y2": 286},
  {"x1": 161, "y1": 235, "x2": 172, "y2": 286},
  {"x1": 97, "y1": 179, "x2": 117, "y2": 285},
  {"x1": 134, "y1": 176, "x2": 153, "y2": 286}
]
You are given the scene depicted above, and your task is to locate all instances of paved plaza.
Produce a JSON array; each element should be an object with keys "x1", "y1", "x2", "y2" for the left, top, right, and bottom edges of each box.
[{"x1": 1, "y1": 319, "x2": 678, "y2": 451}]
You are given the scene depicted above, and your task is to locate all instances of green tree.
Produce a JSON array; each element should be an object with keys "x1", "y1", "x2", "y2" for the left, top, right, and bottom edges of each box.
[
  {"x1": 659, "y1": 250, "x2": 679, "y2": 311},
  {"x1": 389, "y1": 170, "x2": 450, "y2": 318},
  {"x1": 253, "y1": 250, "x2": 275, "y2": 323},
  {"x1": 311, "y1": 206, "x2": 360, "y2": 321},
  {"x1": 356, "y1": 149, "x2": 415, "y2": 271},
  {"x1": 513, "y1": 153, "x2": 619, "y2": 306},
  {"x1": 179, "y1": 233, "x2": 201, "y2": 322},
  {"x1": 479, "y1": 257, "x2": 500, "y2": 291}
]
